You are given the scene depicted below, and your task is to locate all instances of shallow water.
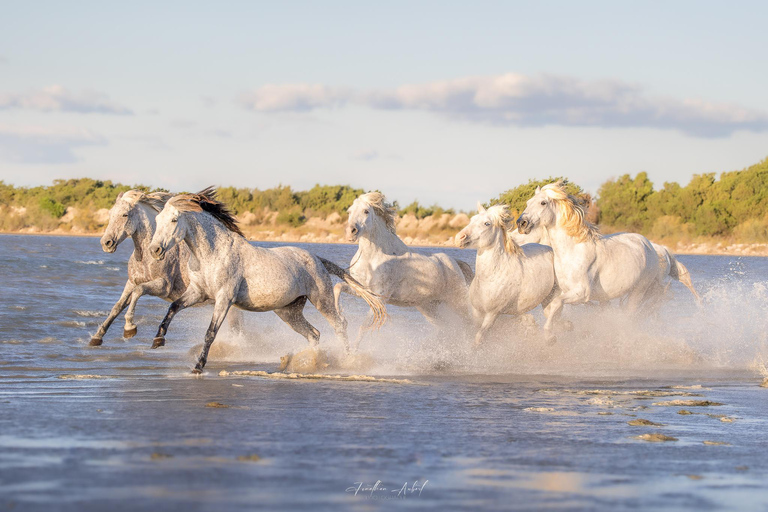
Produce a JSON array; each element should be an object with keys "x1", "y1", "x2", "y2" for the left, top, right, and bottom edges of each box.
[{"x1": 1, "y1": 234, "x2": 767, "y2": 511}]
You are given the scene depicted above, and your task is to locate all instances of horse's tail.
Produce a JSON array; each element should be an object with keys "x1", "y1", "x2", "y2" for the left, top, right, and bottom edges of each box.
[
  {"x1": 456, "y1": 260, "x2": 474, "y2": 285},
  {"x1": 670, "y1": 257, "x2": 702, "y2": 307},
  {"x1": 317, "y1": 257, "x2": 388, "y2": 329}
]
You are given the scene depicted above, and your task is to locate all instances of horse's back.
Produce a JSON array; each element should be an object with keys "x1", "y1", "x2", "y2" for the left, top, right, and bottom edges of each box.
[{"x1": 593, "y1": 232, "x2": 659, "y2": 298}]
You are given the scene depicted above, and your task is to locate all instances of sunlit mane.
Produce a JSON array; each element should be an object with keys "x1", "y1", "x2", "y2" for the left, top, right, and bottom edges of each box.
[
  {"x1": 119, "y1": 190, "x2": 173, "y2": 213},
  {"x1": 359, "y1": 192, "x2": 397, "y2": 234},
  {"x1": 168, "y1": 186, "x2": 244, "y2": 237},
  {"x1": 541, "y1": 182, "x2": 599, "y2": 242},
  {"x1": 485, "y1": 205, "x2": 522, "y2": 254}
]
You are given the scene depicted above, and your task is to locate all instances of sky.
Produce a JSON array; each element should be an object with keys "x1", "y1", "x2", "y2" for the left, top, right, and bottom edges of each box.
[{"x1": 1, "y1": 0, "x2": 767, "y2": 210}]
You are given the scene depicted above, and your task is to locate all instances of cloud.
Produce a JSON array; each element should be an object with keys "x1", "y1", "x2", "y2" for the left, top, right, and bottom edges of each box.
[
  {"x1": 238, "y1": 83, "x2": 350, "y2": 112},
  {"x1": 0, "y1": 85, "x2": 132, "y2": 115},
  {"x1": 352, "y1": 149, "x2": 379, "y2": 161},
  {"x1": 0, "y1": 124, "x2": 107, "y2": 164},
  {"x1": 239, "y1": 73, "x2": 768, "y2": 137}
]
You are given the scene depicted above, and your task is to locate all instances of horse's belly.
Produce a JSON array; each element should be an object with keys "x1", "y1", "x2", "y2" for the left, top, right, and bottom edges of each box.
[{"x1": 235, "y1": 276, "x2": 306, "y2": 311}]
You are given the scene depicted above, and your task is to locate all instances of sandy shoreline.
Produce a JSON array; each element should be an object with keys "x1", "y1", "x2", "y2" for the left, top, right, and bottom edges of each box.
[{"x1": 2, "y1": 229, "x2": 767, "y2": 257}]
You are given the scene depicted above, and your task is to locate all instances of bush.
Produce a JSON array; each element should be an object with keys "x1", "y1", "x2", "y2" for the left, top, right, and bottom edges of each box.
[
  {"x1": 276, "y1": 208, "x2": 306, "y2": 227},
  {"x1": 38, "y1": 197, "x2": 66, "y2": 218}
]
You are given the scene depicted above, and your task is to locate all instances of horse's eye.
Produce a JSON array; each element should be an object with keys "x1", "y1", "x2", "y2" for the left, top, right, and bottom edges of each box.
[
  {"x1": 484, "y1": 222, "x2": 491, "y2": 227},
  {"x1": 540, "y1": 201, "x2": 547, "y2": 206},
  {"x1": 364, "y1": 209, "x2": 369, "y2": 214},
  {"x1": 122, "y1": 214, "x2": 128, "y2": 218},
  {"x1": 171, "y1": 218, "x2": 178, "y2": 223}
]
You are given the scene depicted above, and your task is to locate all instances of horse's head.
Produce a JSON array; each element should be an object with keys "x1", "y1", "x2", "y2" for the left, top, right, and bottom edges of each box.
[
  {"x1": 149, "y1": 202, "x2": 187, "y2": 261},
  {"x1": 101, "y1": 191, "x2": 142, "y2": 253},
  {"x1": 516, "y1": 185, "x2": 556, "y2": 234},
  {"x1": 456, "y1": 203, "x2": 519, "y2": 253},
  {"x1": 346, "y1": 192, "x2": 395, "y2": 242}
]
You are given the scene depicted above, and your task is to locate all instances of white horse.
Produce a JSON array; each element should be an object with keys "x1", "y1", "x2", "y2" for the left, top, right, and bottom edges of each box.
[
  {"x1": 512, "y1": 215, "x2": 701, "y2": 305},
  {"x1": 92, "y1": 190, "x2": 242, "y2": 347},
  {"x1": 148, "y1": 188, "x2": 386, "y2": 373},
  {"x1": 334, "y1": 192, "x2": 473, "y2": 347},
  {"x1": 455, "y1": 204, "x2": 556, "y2": 345},
  {"x1": 516, "y1": 182, "x2": 662, "y2": 336}
]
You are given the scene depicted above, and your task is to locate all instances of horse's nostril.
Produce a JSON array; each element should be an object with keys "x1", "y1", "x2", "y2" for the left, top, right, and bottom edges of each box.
[{"x1": 105, "y1": 240, "x2": 113, "y2": 247}]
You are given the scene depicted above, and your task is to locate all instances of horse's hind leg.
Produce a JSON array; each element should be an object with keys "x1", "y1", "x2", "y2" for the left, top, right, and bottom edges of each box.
[
  {"x1": 275, "y1": 296, "x2": 321, "y2": 347},
  {"x1": 311, "y1": 289, "x2": 350, "y2": 352},
  {"x1": 193, "y1": 298, "x2": 233, "y2": 373},
  {"x1": 91, "y1": 281, "x2": 134, "y2": 346},
  {"x1": 123, "y1": 278, "x2": 169, "y2": 339},
  {"x1": 227, "y1": 308, "x2": 245, "y2": 336},
  {"x1": 333, "y1": 282, "x2": 354, "y2": 315}
]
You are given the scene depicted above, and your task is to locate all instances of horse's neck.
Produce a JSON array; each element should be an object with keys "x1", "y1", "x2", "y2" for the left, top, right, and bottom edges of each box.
[
  {"x1": 359, "y1": 220, "x2": 409, "y2": 258},
  {"x1": 546, "y1": 225, "x2": 584, "y2": 257},
  {"x1": 475, "y1": 231, "x2": 511, "y2": 275},
  {"x1": 130, "y1": 205, "x2": 157, "y2": 262},
  {"x1": 183, "y1": 213, "x2": 238, "y2": 265}
]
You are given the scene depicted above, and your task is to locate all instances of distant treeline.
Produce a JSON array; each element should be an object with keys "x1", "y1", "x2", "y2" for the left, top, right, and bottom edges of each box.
[{"x1": 1, "y1": 156, "x2": 767, "y2": 241}]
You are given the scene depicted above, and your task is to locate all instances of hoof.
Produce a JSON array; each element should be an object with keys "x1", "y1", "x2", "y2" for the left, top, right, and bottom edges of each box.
[
  {"x1": 151, "y1": 337, "x2": 165, "y2": 349},
  {"x1": 191, "y1": 367, "x2": 203, "y2": 374},
  {"x1": 89, "y1": 337, "x2": 103, "y2": 346},
  {"x1": 123, "y1": 326, "x2": 138, "y2": 339},
  {"x1": 546, "y1": 335, "x2": 557, "y2": 346}
]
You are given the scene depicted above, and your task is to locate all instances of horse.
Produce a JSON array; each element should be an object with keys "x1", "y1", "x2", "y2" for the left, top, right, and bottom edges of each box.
[
  {"x1": 91, "y1": 190, "x2": 243, "y2": 347},
  {"x1": 511, "y1": 216, "x2": 701, "y2": 305},
  {"x1": 334, "y1": 192, "x2": 473, "y2": 348},
  {"x1": 147, "y1": 187, "x2": 386, "y2": 373},
  {"x1": 516, "y1": 182, "x2": 663, "y2": 337},
  {"x1": 455, "y1": 203, "x2": 556, "y2": 345}
]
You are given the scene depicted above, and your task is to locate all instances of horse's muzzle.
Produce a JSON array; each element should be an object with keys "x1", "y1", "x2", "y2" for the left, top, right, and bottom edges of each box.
[
  {"x1": 101, "y1": 238, "x2": 117, "y2": 253},
  {"x1": 516, "y1": 216, "x2": 532, "y2": 234},
  {"x1": 346, "y1": 225, "x2": 359, "y2": 243},
  {"x1": 454, "y1": 232, "x2": 469, "y2": 248},
  {"x1": 149, "y1": 243, "x2": 166, "y2": 260}
]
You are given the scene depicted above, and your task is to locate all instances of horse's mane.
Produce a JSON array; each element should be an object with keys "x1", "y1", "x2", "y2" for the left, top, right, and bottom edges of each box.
[
  {"x1": 485, "y1": 205, "x2": 522, "y2": 255},
  {"x1": 168, "y1": 186, "x2": 244, "y2": 237},
  {"x1": 119, "y1": 190, "x2": 173, "y2": 213},
  {"x1": 359, "y1": 192, "x2": 397, "y2": 234},
  {"x1": 541, "y1": 181, "x2": 600, "y2": 242}
]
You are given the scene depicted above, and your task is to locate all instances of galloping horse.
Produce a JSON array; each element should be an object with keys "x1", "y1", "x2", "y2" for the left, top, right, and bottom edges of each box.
[
  {"x1": 335, "y1": 192, "x2": 473, "y2": 347},
  {"x1": 516, "y1": 182, "x2": 662, "y2": 337},
  {"x1": 456, "y1": 204, "x2": 556, "y2": 345},
  {"x1": 148, "y1": 188, "x2": 386, "y2": 372},
  {"x1": 92, "y1": 190, "x2": 243, "y2": 346},
  {"x1": 512, "y1": 209, "x2": 701, "y2": 305}
]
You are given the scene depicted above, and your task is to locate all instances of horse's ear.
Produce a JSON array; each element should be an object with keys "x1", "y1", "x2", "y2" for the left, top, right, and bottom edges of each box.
[
  {"x1": 535, "y1": 186, "x2": 541, "y2": 194},
  {"x1": 117, "y1": 192, "x2": 124, "y2": 200},
  {"x1": 477, "y1": 201, "x2": 486, "y2": 213}
]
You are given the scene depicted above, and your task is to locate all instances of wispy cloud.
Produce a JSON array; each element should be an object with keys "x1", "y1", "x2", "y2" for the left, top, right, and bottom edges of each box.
[
  {"x1": 238, "y1": 83, "x2": 350, "y2": 112},
  {"x1": 0, "y1": 85, "x2": 132, "y2": 115},
  {"x1": 0, "y1": 124, "x2": 107, "y2": 164},
  {"x1": 352, "y1": 149, "x2": 379, "y2": 161},
  {"x1": 239, "y1": 73, "x2": 768, "y2": 137}
]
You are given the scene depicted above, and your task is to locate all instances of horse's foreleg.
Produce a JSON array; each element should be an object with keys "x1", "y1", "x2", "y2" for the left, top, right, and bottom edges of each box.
[
  {"x1": 474, "y1": 312, "x2": 500, "y2": 347},
  {"x1": 416, "y1": 301, "x2": 441, "y2": 326},
  {"x1": 90, "y1": 281, "x2": 134, "y2": 346},
  {"x1": 542, "y1": 296, "x2": 564, "y2": 344},
  {"x1": 123, "y1": 278, "x2": 170, "y2": 339},
  {"x1": 153, "y1": 286, "x2": 203, "y2": 349},
  {"x1": 193, "y1": 298, "x2": 233, "y2": 374}
]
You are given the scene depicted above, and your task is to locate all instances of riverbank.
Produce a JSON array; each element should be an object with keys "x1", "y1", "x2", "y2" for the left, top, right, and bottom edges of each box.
[{"x1": 3, "y1": 223, "x2": 768, "y2": 257}]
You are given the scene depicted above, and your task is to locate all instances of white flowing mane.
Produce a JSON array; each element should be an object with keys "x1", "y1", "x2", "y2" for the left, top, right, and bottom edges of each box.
[
  {"x1": 120, "y1": 190, "x2": 173, "y2": 213},
  {"x1": 485, "y1": 205, "x2": 522, "y2": 255},
  {"x1": 541, "y1": 182, "x2": 599, "y2": 243},
  {"x1": 359, "y1": 192, "x2": 398, "y2": 234}
]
